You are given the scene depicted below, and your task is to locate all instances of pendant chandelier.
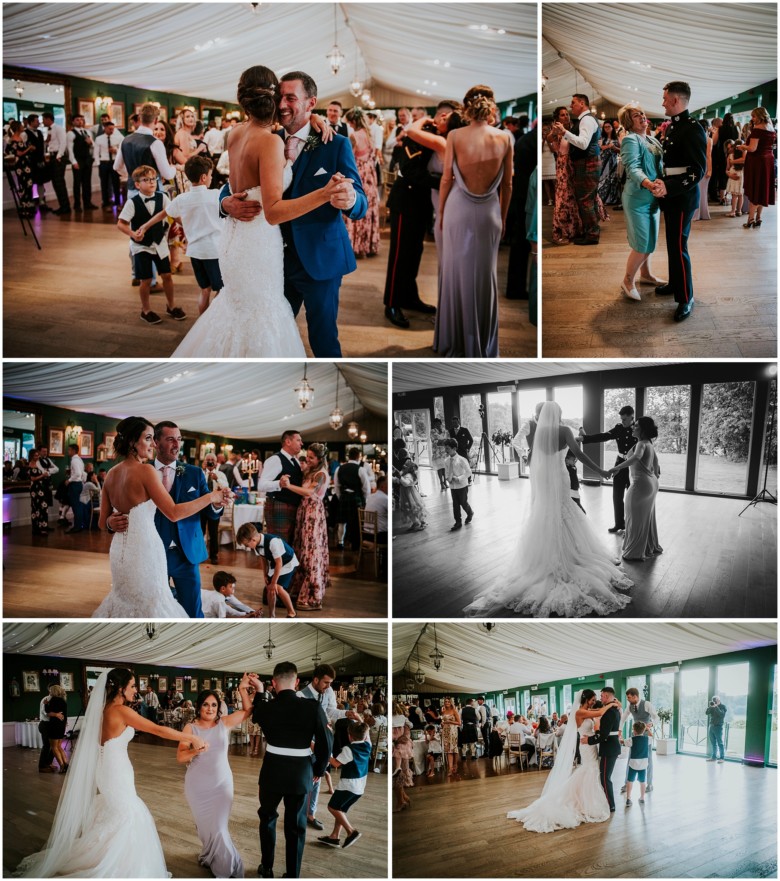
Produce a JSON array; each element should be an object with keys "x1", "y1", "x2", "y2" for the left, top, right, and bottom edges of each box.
[
  {"x1": 349, "y1": 58, "x2": 363, "y2": 98},
  {"x1": 338, "y1": 643, "x2": 347, "y2": 675},
  {"x1": 326, "y1": 6, "x2": 345, "y2": 75},
  {"x1": 414, "y1": 644, "x2": 425, "y2": 685},
  {"x1": 329, "y1": 369, "x2": 344, "y2": 430},
  {"x1": 311, "y1": 630, "x2": 322, "y2": 667},
  {"x1": 429, "y1": 623, "x2": 444, "y2": 671},
  {"x1": 263, "y1": 624, "x2": 275, "y2": 660},
  {"x1": 347, "y1": 389, "x2": 359, "y2": 439},
  {"x1": 294, "y1": 363, "x2": 314, "y2": 410}
]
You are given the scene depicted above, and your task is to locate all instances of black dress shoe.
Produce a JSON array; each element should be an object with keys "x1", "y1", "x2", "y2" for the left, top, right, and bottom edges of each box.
[
  {"x1": 450, "y1": 523, "x2": 462, "y2": 531},
  {"x1": 654, "y1": 283, "x2": 674, "y2": 296},
  {"x1": 572, "y1": 236, "x2": 599, "y2": 245},
  {"x1": 53, "y1": 207, "x2": 71, "y2": 215},
  {"x1": 407, "y1": 299, "x2": 436, "y2": 315},
  {"x1": 464, "y1": 513, "x2": 474, "y2": 524},
  {"x1": 85, "y1": 203, "x2": 98, "y2": 209},
  {"x1": 607, "y1": 526, "x2": 624, "y2": 533},
  {"x1": 674, "y1": 299, "x2": 694, "y2": 322},
  {"x1": 257, "y1": 865, "x2": 274, "y2": 878},
  {"x1": 385, "y1": 307, "x2": 410, "y2": 328}
]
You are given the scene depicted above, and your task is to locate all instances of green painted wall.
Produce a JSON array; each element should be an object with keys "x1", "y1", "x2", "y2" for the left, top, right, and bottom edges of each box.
[{"x1": 693, "y1": 79, "x2": 777, "y2": 119}]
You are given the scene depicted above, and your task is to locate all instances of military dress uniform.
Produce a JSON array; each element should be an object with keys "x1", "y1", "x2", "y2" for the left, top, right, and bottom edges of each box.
[
  {"x1": 657, "y1": 110, "x2": 707, "y2": 318},
  {"x1": 581, "y1": 422, "x2": 637, "y2": 530}
]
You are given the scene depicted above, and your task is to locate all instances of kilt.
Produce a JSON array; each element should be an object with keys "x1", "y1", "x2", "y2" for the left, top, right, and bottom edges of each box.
[
  {"x1": 264, "y1": 498, "x2": 298, "y2": 544},
  {"x1": 338, "y1": 491, "x2": 365, "y2": 523}
]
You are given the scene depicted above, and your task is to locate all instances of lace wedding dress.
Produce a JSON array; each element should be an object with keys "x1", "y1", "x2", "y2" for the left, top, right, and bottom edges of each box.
[
  {"x1": 464, "y1": 401, "x2": 632, "y2": 618},
  {"x1": 172, "y1": 163, "x2": 306, "y2": 358},
  {"x1": 508, "y1": 715, "x2": 611, "y2": 833},
  {"x1": 92, "y1": 499, "x2": 187, "y2": 618}
]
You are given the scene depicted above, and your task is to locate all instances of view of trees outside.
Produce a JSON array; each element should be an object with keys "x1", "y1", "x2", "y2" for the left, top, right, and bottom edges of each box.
[
  {"x1": 651, "y1": 672, "x2": 675, "y2": 736},
  {"x1": 603, "y1": 388, "x2": 636, "y2": 457},
  {"x1": 394, "y1": 409, "x2": 430, "y2": 465},
  {"x1": 562, "y1": 683, "x2": 572, "y2": 714},
  {"x1": 679, "y1": 667, "x2": 709, "y2": 754},
  {"x1": 487, "y1": 391, "x2": 513, "y2": 464},
  {"x1": 553, "y1": 385, "x2": 583, "y2": 435},
  {"x1": 459, "y1": 394, "x2": 484, "y2": 468},
  {"x1": 645, "y1": 385, "x2": 691, "y2": 488},
  {"x1": 766, "y1": 379, "x2": 777, "y2": 495},
  {"x1": 697, "y1": 382, "x2": 755, "y2": 493},
  {"x1": 433, "y1": 396, "x2": 445, "y2": 426},
  {"x1": 716, "y1": 662, "x2": 750, "y2": 759}
]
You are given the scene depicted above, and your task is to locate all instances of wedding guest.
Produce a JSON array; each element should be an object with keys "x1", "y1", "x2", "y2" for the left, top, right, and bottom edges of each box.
[
  {"x1": 740, "y1": 107, "x2": 776, "y2": 229},
  {"x1": 201, "y1": 570, "x2": 256, "y2": 618},
  {"x1": 434, "y1": 85, "x2": 513, "y2": 358},
  {"x1": 624, "y1": 721, "x2": 650, "y2": 806},
  {"x1": 713, "y1": 112, "x2": 740, "y2": 203},
  {"x1": 363, "y1": 473, "x2": 388, "y2": 573},
  {"x1": 258, "y1": 431, "x2": 304, "y2": 545},
  {"x1": 199, "y1": 453, "x2": 229, "y2": 564},
  {"x1": 391, "y1": 702, "x2": 414, "y2": 783},
  {"x1": 445, "y1": 439, "x2": 474, "y2": 531},
  {"x1": 45, "y1": 684, "x2": 69, "y2": 773},
  {"x1": 80, "y1": 471, "x2": 101, "y2": 528},
  {"x1": 450, "y1": 417, "x2": 473, "y2": 460},
  {"x1": 508, "y1": 124, "x2": 537, "y2": 301},
  {"x1": 541, "y1": 124, "x2": 556, "y2": 206},
  {"x1": 387, "y1": 107, "x2": 412, "y2": 170},
  {"x1": 318, "y1": 720, "x2": 371, "y2": 849},
  {"x1": 27, "y1": 450, "x2": 51, "y2": 535},
  {"x1": 66, "y1": 114, "x2": 96, "y2": 211},
  {"x1": 460, "y1": 698, "x2": 480, "y2": 760},
  {"x1": 424, "y1": 724, "x2": 443, "y2": 776},
  {"x1": 692, "y1": 119, "x2": 713, "y2": 221},
  {"x1": 202, "y1": 118, "x2": 226, "y2": 166},
  {"x1": 619, "y1": 688, "x2": 660, "y2": 793},
  {"x1": 65, "y1": 443, "x2": 88, "y2": 534},
  {"x1": 326, "y1": 100, "x2": 348, "y2": 137},
  {"x1": 534, "y1": 716, "x2": 556, "y2": 768},
  {"x1": 178, "y1": 676, "x2": 255, "y2": 877},
  {"x1": 281, "y1": 442, "x2": 331, "y2": 611},
  {"x1": 597, "y1": 121, "x2": 621, "y2": 205},
  {"x1": 4, "y1": 120, "x2": 36, "y2": 215},
  {"x1": 344, "y1": 108, "x2": 380, "y2": 258},
  {"x1": 334, "y1": 447, "x2": 370, "y2": 551},
  {"x1": 546, "y1": 107, "x2": 580, "y2": 244},
  {"x1": 705, "y1": 696, "x2": 727, "y2": 762},
  {"x1": 143, "y1": 685, "x2": 160, "y2": 722},
  {"x1": 395, "y1": 455, "x2": 427, "y2": 532},
  {"x1": 94, "y1": 120, "x2": 123, "y2": 208},
  {"x1": 152, "y1": 119, "x2": 187, "y2": 276},
  {"x1": 174, "y1": 108, "x2": 207, "y2": 167},
  {"x1": 42, "y1": 110, "x2": 70, "y2": 214},
  {"x1": 429, "y1": 418, "x2": 450, "y2": 490},
  {"x1": 440, "y1": 697, "x2": 461, "y2": 777},
  {"x1": 24, "y1": 114, "x2": 48, "y2": 210},
  {"x1": 724, "y1": 140, "x2": 744, "y2": 216},
  {"x1": 236, "y1": 521, "x2": 298, "y2": 618}
]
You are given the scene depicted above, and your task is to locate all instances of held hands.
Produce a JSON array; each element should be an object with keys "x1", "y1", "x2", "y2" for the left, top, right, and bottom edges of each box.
[
  {"x1": 247, "y1": 673, "x2": 264, "y2": 693},
  {"x1": 648, "y1": 179, "x2": 667, "y2": 197},
  {"x1": 580, "y1": 735, "x2": 588, "y2": 744},
  {"x1": 223, "y1": 192, "x2": 263, "y2": 223},
  {"x1": 279, "y1": 475, "x2": 291, "y2": 489},
  {"x1": 325, "y1": 173, "x2": 355, "y2": 210},
  {"x1": 190, "y1": 735, "x2": 208, "y2": 753}
]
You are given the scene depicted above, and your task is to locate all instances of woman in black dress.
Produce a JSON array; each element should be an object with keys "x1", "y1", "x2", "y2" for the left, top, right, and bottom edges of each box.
[
  {"x1": 46, "y1": 685, "x2": 69, "y2": 773},
  {"x1": 27, "y1": 450, "x2": 50, "y2": 536}
]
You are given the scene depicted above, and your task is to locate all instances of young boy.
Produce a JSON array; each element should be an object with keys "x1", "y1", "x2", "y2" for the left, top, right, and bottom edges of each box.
[
  {"x1": 164, "y1": 155, "x2": 224, "y2": 314},
  {"x1": 424, "y1": 724, "x2": 442, "y2": 777},
  {"x1": 565, "y1": 450, "x2": 586, "y2": 513},
  {"x1": 625, "y1": 720, "x2": 650, "y2": 806},
  {"x1": 444, "y1": 439, "x2": 474, "y2": 531},
  {"x1": 235, "y1": 522, "x2": 298, "y2": 618},
  {"x1": 319, "y1": 720, "x2": 372, "y2": 850},
  {"x1": 200, "y1": 570, "x2": 258, "y2": 618},
  {"x1": 117, "y1": 165, "x2": 186, "y2": 325}
]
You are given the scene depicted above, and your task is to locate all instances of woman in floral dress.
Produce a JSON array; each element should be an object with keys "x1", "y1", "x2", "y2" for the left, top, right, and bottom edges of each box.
[
  {"x1": 4, "y1": 121, "x2": 36, "y2": 216},
  {"x1": 344, "y1": 108, "x2": 380, "y2": 257},
  {"x1": 429, "y1": 419, "x2": 451, "y2": 490},
  {"x1": 27, "y1": 450, "x2": 50, "y2": 535},
  {"x1": 440, "y1": 697, "x2": 462, "y2": 777},
  {"x1": 284, "y1": 442, "x2": 332, "y2": 611}
]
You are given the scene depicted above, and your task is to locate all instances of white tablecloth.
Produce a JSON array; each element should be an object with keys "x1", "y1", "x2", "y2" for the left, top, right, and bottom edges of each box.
[
  {"x1": 411, "y1": 739, "x2": 427, "y2": 775},
  {"x1": 15, "y1": 721, "x2": 43, "y2": 748},
  {"x1": 222, "y1": 503, "x2": 265, "y2": 545}
]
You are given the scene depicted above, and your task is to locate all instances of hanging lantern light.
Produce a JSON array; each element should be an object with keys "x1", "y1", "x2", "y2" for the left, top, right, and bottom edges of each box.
[
  {"x1": 263, "y1": 624, "x2": 275, "y2": 660},
  {"x1": 144, "y1": 623, "x2": 158, "y2": 641},
  {"x1": 359, "y1": 430, "x2": 367, "y2": 443},
  {"x1": 347, "y1": 388, "x2": 359, "y2": 439},
  {"x1": 326, "y1": 6, "x2": 345, "y2": 75},
  {"x1": 311, "y1": 630, "x2": 322, "y2": 666},
  {"x1": 414, "y1": 644, "x2": 425, "y2": 685},
  {"x1": 429, "y1": 623, "x2": 444, "y2": 671},
  {"x1": 329, "y1": 368, "x2": 344, "y2": 430},
  {"x1": 294, "y1": 363, "x2": 314, "y2": 409}
]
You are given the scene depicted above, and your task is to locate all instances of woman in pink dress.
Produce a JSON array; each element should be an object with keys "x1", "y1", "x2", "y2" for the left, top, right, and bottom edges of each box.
[
  {"x1": 284, "y1": 442, "x2": 332, "y2": 610},
  {"x1": 741, "y1": 106, "x2": 776, "y2": 229},
  {"x1": 344, "y1": 108, "x2": 380, "y2": 257}
]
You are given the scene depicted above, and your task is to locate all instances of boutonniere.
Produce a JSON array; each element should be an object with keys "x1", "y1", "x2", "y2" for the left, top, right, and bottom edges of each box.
[
  {"x1": 175, "y1": 463, "x2": 186, "y2": 478},
  {"x1": 302, "y1": 132, "x2": 322, "y2": 153}
]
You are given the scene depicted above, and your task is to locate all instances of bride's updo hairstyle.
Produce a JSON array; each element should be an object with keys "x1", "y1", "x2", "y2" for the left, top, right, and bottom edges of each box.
[
  {"x1": 307, "y1": 442, "x2": 327, "y2": 468},
  {"x1": 105, "y1": 667, "x2": 135, "y2": 704},
  {"x1": 636, "y1": 416, "x2": 659, "y2": 440},
  {"x1": 579, "y1": 689, "x2": 596, "y2": 706},
  {"x1": 114, "y1": 416, "x2": 154, "y2": 458},
  {"x1": 463, "y1": 84, "x2": 496, "y2": 122},
  {"x1": 237, "y1": 65, "x2": 279, "y2": 124}
]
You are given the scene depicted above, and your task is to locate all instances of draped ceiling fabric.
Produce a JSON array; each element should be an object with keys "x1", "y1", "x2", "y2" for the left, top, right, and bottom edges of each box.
[
  {"x1": 3, "y1": 362, "x2": 386, "y2": 441},
  {"x1": 542, "y1": 3, "x2": 777, "y2": 118},
  {"x1": 3, "y1": 3, "x2": 535, "y2": 106},
  {"x1": 393, "y1": 623, "x2": 777, "y2": 693},
  {"x1": 392, "y1": 361, "x2": 684, "y2": 393},
  {"x1": 3, "y1": 622, "x2": 387, "y2": 672}
]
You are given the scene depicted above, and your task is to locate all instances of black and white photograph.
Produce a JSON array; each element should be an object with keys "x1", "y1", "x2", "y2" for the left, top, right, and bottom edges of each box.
[
  {"x1": 3, "y1": 621, "x2": 389, "y2": 878},
  {"x1": 541, "y1": 2, "x2": 777, "y2": 358},
  {"x1": 392, "y1": 360, "x2": 777, "y2": 618},
  {"x1": 391, "y1": 621, "x2": 777, "y2": 878},
  {"x1": 3, "y1": 361, "x2": 388, "y2": 619}
]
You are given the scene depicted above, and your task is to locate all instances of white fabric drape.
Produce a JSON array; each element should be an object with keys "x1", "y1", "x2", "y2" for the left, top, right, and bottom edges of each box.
[
  {"x1": 393, "y1": 623, "x2": 776, "y2": 692},
  {"x1": 3, "y1": 3, "x2": 534, "y2": 105},
  {"x1": 542, "y1": 3, "x2": 777, "y2": 117},
  {"x1": 3, "y1": 622, "x2": 387, "y2": 670},
  {"x1": 3, "y1": 362, "x2": 385, "y2": 441}
]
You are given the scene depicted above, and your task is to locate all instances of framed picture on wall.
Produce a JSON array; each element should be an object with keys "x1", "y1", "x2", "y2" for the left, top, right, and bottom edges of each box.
[
  {"x1": 77, "y1": 99, "x2": 95, "y2": 126},
  {"x1": 79, "y1": 431, "x2": 94, "y2": 458},
  {"x1": 95, "y1": 96, "x2": 111, "y2": 121},
  {"x1": 103, "y1": 432, "x2": 117, "y2": 459},
  {"x1": 133, "y1": 102, "x2": 144, "y2": 118},
  {"x1": 60, "y1": 672, "x2": 74, "y2": 692},
  {"x1": 214, "y1": 678, "x2": 223, "y2": 692},
  {"x1": 23, "y1": 671, "x2": 40, "y2": 692},
  {"x1": 109, "y1": 102, "x2": 125, "y2": 129},
  {"x1": 190, "y1": 678, "x2": 198, "y2": 692},
  {"x1": 158, "y1": 676, "x2": 168, "y2": 692},
  {"x1": 157, "y1": 105, "x2": 168, "y2": 122},
  {"x1": 202, "y1": 678, "x2": 210, "y2": 690},
  {"x1": 48, "y1": 428, "x2": 64, "y2": 456},
  {"x1": 175, "y1": 677, "x2": 184, "y2": 692},
  {"x1": 139, "y1": 676, "x2": 148, "y2": 692}
]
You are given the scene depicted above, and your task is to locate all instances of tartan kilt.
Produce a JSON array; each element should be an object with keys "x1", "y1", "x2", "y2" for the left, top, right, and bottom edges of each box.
[
  {"x1": 264, "y1": 498, "x2": 298, "y2": 543},
  {"x1": 338, "y1": 491, "x2": 364, "y2": 523}
]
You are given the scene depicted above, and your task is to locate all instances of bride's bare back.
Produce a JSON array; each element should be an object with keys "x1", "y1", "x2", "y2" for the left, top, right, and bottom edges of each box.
[
  {"x1": 450, "y1": 124, "x2": 512, "y2": 194},
  {"x1": 228, "y1": 122, "x2": 285, "y2": 194},
  {"x1": 103, "y1": 459, "x2": 156, "y2": 514}
]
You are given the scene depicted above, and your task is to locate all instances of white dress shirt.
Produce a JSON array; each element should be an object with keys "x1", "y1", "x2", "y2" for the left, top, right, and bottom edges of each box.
[
  {"x1": 113, "y1": 125, "x2": 176, "y2": 180},
  {"x1": 369, "y1": 121, "x2": 383, "y2": 152},
  {"x1": 258, "y1": 451, "x2": 300, "y2": 494},
  {"x1": 94, "y1": 130, "x2": 124, "y2": 162},
  {"x1": 620, "y1": 700, "x2": 660, "y2": 730},
  {"x1": 297, "y1": 682, "x2": 345, "y2": 725},
  {"x1": 200, "y1": 589, "x2": 251, "y2": 618},
  {"x1": 444, "y1": 453, "x2": 472, "y2": 489},
  {"x1": 66, "y1": 128, "x2": 93, "y2": 165},
  {"x1": 203, "y1": 126, "x2": 226, "y2": 154},
  {"x1": 167, "y1": 188, "x2": 222, "y2": 260},
  {"x1": 203, "y1": 467, "x2": 229, "y2": 490},
  {"x1": 363, "y1": 488, "x2": 388, "y2": 532},
  {"x1": 118, "y1": 193, "x2": 172, "y2": 258},
  {"x1": 38, "y1": 457, "x2": 59, "y2": 477},
  {"x1": 563, "y1": 111, "x2": 599, "y2": 152},
  {"x1": 68, "y1": 454, "x2": 86, "y2": 484},
  {"x1": 45, "y1": 123, "x2": 68, "y2": 159},
  {"x1": 232, "y1": 462, "x2": 250, "y2": 489}
]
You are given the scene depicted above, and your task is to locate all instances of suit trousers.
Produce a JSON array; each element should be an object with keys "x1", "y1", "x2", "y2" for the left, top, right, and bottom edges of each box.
[
  {"x1": 283, "y1": 242, "x2": 342, "y2": 357},
  {"x1": 71, "y1": 161, "x2": 93, "y2": 209},
  {"x1": 49, "y1": 156, "x2": 70, "y2": 210},
  {"x1": 200, "y1": 508, "x2": 219, "y2": 560},
  {"x1": 38, "y1": 719, "x2": 53, "y2": 769},
  {"x1": 599, "y1": 754, "x2": 618, "y2": 810},
  {"x1": 450, "y1": 486, "x2": 473, "y2": 525},
  {"x1": 306, "y1": 772, "x2": 321, "y2": 818},
  {"x1": 99, "y1": 161, "x2": 121, "y2": 205},
  {"x1": 66, "y1": 482, "x2": 88, "y2": 529},
  {"x1": 258, "y1": 788, "x2": 308, "y2": 878},
  {"x1": 612, "y1": 467, "x2": 631, "y2": 528},
  {"x1": 165, "y1": 545, "x2": 204, "y2": 618},
  {"x1": 383, "y1": 207, "x2": 428, "y2": 309},
  {"x1": 661, "y1": 196, "x2": 697, "y2": 305}
]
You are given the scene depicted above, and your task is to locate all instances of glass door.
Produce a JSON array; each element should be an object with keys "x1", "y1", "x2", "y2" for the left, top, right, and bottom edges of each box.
[
  {"x1": 679, "y1": 667, "x2": 710, "y2": 754},
  {"x1": 768, "y1": 666, "x2": 777, "y2": 767},
  {"x1": 651, "y1": 672, "x2": 675, "y2": 741},
  {"x1": 487, "y1": 391, "x2": 514, "y2": 471},
  {"x1": 459, "y1": 394, "x2": 484, "y2": 470},
  {"x1": 514, "y1": 388, "x2": 547, "y2": 475},
  {"x1": 394, "y1": 409, "x2": 431, "y2": 467},
  {"x1": 716, "y1": 662, "x2": 750, "y2": 760}
]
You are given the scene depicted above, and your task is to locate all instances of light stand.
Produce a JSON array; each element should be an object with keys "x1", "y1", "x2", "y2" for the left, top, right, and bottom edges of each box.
[
  {"x1": 4, "y1": 168, "x2": 41, "y2": 250},
  {"x1": 739, "y1": 398, "x2": 777, "y2": 515}
]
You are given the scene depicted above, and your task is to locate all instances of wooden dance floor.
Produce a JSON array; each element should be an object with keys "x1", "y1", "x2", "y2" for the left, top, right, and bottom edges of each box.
[
  {"x1": 2, "y1": 205, "x2": 534, "y2": 358},
  {"x1": 2, "y1": 525, "x2": 387, "y2": 618},
  {"x1": 392, "y1": 468, "x2": 777, "y2": 618},
  {"x1": 3, "y1": 737, "x2": 388, "y2": 878},
  {"x1": 541, "y1": 201, "x2": 777, "y2": 358},
  {"x1": 392, "y1": 753, "x2": 777, "y2": 878}
]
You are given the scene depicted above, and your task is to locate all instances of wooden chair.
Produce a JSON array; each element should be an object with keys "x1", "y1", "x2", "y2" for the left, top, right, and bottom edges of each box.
[
  {"x1": 537, "y1": 733, "x2": 556, "y2": 770},
  {"x1": 372, "y1": 723, "x2": 388, "y2": 771},
  {"x1": 217, "y1": 500, "x2": 235, "y2": 549},
  {"x1": 357, "y1": 508, "x2": 380, "y2": 578},
  {"x1": 507, "y1": 733, "x2": 529, "y2": 771}
]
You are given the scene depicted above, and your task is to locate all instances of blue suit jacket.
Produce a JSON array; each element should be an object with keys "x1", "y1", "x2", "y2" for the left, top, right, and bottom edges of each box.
[{"x1": 153, "y1": 463, "x2": 220, "y2": 565}]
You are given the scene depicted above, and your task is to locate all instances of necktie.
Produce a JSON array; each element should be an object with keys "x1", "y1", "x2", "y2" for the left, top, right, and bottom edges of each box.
[
  {"x1": 162, "y1": 465, "x2": 174, "y2": 492},
  {"x1": 284, "y1": 136, "x2": 301, "y2": 162},
  {"x1": 106, "y1": 134, "x2": 111, "y2": 156},
  {"x1": 207, "y1": 472, "x2": 214, "y2": 490}
]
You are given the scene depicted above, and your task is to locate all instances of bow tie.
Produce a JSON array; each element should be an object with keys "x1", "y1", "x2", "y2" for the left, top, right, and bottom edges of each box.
[{"x1": 143, "y1": 196, "x2": 157, "y2": 204}]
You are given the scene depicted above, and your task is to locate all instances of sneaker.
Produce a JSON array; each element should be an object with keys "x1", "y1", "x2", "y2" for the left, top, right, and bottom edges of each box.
[
  {"x1": 620, "y1": 785, "x2": 627, "y2": 793},
  {"x1": 167, "y1": 306, "x2": 187, "y2": 320},
  {"x1": 639, "y1": 798, "x2": 645, "y2": 804},
  {"x1": 317, "y1": 836, "x2": 341, "y2": 848},
  {"x1": 646, "y1": 785, "x2": 653, "y2": 792},
  {"x1": 717, "y1": 759, "x2": 724, "y2": 763},
  {"x1": 342, "y1": 830, "x2": 362, "y2": 849},
  {"x1": 625, "y1": 799, "x2": 632, "y2": 807},
  {"x1": 140, "y1": 311, "x2": 162, "y2": 325}
]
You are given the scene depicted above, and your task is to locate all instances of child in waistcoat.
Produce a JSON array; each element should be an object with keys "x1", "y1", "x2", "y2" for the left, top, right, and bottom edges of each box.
[
  {"x1": 319, "y1": 720, "x2": 372, "y2": 849},
  {"x1": 625, "y1": 720, "x2": 650, "y2": 806},
  {"x1": 235, "y1": 522, "x2": 298, "y2": 618}
]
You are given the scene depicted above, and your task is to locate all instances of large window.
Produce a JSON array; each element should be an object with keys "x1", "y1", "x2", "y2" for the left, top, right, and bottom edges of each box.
[
  {"x1": 717, "y1": 662, "x2": 750, "y2": 760},
  {"x1": 651, "y1": 672, "x2": 675, "y2": 738},
  {"x1": 646, "y1": 385, "x2": 691, "y2": 489},
  {"x1": 394, "y1": 409, "x2": 430, "y2": 466},
  {"x1": 697, "y1": 382, "x2": 755, "y2": 494},
  {"x1": 562, "y1": 683, "x2": 573, "y2": 715},
  {"x1": 487, "y1": 391, "x2": 514, "y2": 467},
  {"x1": 603, "y1": 388, "x2": 636, "y2": 457},
  {"x1": 769, "y1": 666, "x2": 777, "y2": 767},
  {"x1": 459, "y1": 394, "x2": 483, "y2": 468},
  {"x1": 554, "y1": 386, "x2": 584, "y2": 435},
  {"x1": 764, "y1": 380, "x2": 777, "y2": 496},
  {"x1": 433, "y1": 396, "x2": 445, "y2": 426},
  {"x1": 679, "y1": 667, "x2": 710, "y2": 754},
  {"x1": 515, "y1": 388, "x2": 547, "y2": 475}
]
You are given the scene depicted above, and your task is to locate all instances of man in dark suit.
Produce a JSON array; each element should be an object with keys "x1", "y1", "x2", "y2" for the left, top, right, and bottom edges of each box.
[
  {"x1": 583, "y1": 687, "x2": 622, "y2": 812},
  {"x1": 250, "y1": 664, "x2": 331, "y2": 879},
  {"x1": 506, "y1": 124, "x2": 537, "y2": 299},
  {"x1": 326, "y1": 100, "x2": 349, "y2": 138}
]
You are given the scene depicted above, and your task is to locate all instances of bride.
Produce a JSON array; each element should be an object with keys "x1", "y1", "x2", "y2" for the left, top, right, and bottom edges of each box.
[
  {"x1": 16, "y1": 668, "x2": 207, "y2": 877},
  {"x1": 464, "y1": 401, "x2": 633, "y2": 617},
  {"x1": 507, "y1": 690, "x2": 619, "y2": 833},
  {"x1": 172, "y1": 65, "x2": 344, "y2": 358},
  {"x1": 93, "y1": 416, "x2": 226, "y2": 618}
]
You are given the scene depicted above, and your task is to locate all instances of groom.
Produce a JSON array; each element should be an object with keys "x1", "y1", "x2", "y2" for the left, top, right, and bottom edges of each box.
[
  {"x1": 106, "y1": 421, "x2": 225, "y2": 618},
  {"x1": 222, "y1": 71, "x2": 367, "y2": 357},
  {"x1": 582, "y1": 687, "x2": 622, "y2": 812}
]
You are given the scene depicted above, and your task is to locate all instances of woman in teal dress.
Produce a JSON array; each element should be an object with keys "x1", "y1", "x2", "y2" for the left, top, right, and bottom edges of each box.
[{"x1": 618, "y1": 104, "x2": 666, "y2": 302}]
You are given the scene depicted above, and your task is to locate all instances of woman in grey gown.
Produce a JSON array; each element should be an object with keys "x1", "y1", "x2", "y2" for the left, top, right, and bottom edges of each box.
[
  {"x1": 433, "y1": 85, "x2": 514, "y2": 358},
  {"x1": 178, "y1": 676, "x2": 255, "y2": 878},
  {"x1": 609, "y1": 417, "x2": 663, "y2": 561}
]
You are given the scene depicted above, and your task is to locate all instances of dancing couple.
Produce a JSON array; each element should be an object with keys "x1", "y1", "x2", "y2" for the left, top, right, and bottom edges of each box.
[{"x1": 173, "y1": 66, "x2": 367, "y2": 359}]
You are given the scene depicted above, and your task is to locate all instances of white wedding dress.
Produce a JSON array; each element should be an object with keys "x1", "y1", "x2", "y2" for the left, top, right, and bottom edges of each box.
[
  {"x1": 92, "y1": 499, "x2": 187, "y2": 618},
  {"x1": 464, "y1": 402, "x2": 632, "y2": 618},
  {"x1": 508, "y1": 716, "x2": 611, "y2": 833},
  {"x1": 172, "y1": 163, "x2": 306, "y2": 358}
]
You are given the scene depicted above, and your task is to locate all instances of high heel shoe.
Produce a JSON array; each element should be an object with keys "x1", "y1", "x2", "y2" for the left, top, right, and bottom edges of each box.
[
  {"x1": 743, "y1": 219, "x2": 756, "y2": 228},
  {"x1": 637, "y1": 275, "x2": 667, "y2": 286},
  {"x1": 620, "y1": 282, "x2": 641, "y2": 301},
  {"x1": 754, "y1": 219, "x2": 762, "y2": 227}
]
